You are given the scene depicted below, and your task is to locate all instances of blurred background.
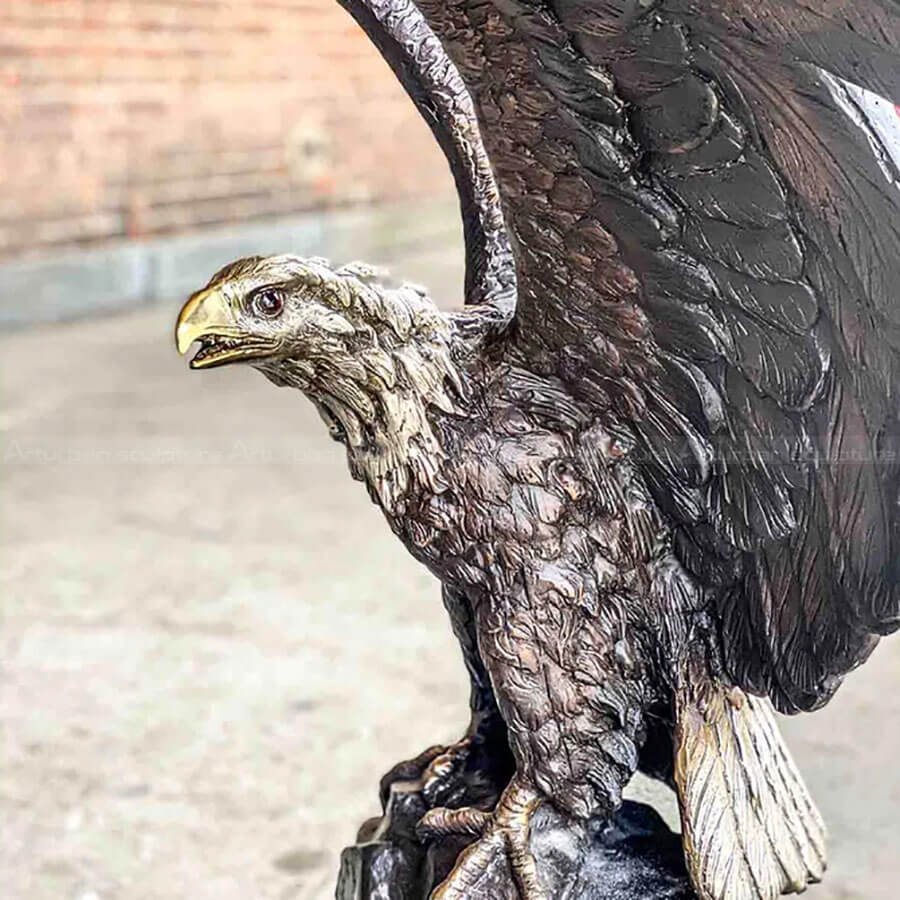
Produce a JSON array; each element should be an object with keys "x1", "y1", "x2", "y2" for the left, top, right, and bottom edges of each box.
[{"x1": 1, "y1": 2, "x2": 897, "y2": 899}]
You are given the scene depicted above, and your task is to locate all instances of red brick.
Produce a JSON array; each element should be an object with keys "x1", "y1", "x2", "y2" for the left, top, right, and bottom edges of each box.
[{"x1": 0, "y1": 0, "x2": 453, "y2": 258}]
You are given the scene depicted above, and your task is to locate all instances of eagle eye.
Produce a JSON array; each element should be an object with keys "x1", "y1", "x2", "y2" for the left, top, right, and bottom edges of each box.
[{"x1": 251, "y1": 287, "x2": 285, "y2": 319}]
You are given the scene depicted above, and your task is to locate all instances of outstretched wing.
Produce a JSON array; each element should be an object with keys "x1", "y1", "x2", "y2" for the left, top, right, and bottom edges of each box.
[
  {"x1": 336, "y1": 0, "x2": 516, "y2": 321},
  {"x1": 358, "y1": 0, "x2": 900, "y2": 713}
]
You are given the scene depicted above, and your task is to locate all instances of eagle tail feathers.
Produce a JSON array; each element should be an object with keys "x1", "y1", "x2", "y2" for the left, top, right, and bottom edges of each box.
[{"x1": 674, "y1": 678, "x2": 826, "y2": 900}]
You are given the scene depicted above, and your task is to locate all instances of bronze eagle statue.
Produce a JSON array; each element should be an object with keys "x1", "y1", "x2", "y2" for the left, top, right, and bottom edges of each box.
[{"x1": 176, "y1": 1, "x2": 900, "y2": 898}]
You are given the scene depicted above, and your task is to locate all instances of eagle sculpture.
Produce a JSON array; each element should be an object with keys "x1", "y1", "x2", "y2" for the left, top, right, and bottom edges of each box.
[{"x1": 176, "y1": 1, "x2": 900, "y2": 898}]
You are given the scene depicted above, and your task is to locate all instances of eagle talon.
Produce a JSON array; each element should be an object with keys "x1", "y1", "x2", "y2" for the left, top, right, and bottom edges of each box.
[
  {"x1": 381, "y1": 729, "x2": 509, "y2": 813},
  {"x1": 421, "y1": 737, "x2": 474, "y2": 805},
  {"x1": 428, "y1": 777, "x2": 546, "y2": 900},
  {"x1": 379, "y1": 743, "x2": 449, "y2": 807},
  {"x1": 378, "y1": 737, "x2": 476, "y2": 808},
  {"x1": 418, "y1": 805, "x2": 491, "y2": 839}
]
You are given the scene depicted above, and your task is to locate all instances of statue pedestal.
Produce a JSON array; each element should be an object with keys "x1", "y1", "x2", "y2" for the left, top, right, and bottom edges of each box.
[{"x1": 337, "y1": 780, "x2": 695, "y2": 899}]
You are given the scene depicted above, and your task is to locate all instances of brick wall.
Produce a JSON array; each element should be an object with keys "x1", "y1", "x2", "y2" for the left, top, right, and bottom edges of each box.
[{"x1": 0, "y1": 0, "x2": 455, "y2": 260}]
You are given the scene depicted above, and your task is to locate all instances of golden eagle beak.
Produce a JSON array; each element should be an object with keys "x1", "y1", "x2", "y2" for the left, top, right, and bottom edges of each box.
[{"x1": 176, "y1": 287, "x2": 276, "y2": 369}]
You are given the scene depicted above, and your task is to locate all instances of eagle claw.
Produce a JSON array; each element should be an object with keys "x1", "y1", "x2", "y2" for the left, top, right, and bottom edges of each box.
[
  {"x1": 420, "y1": 737, "x2": 480, "y2": 807},
  {"x1": 381, "y1": 723, "x2": 512, "y2": 812},
  {"x1": 423, "y1": 777, "x2": 547, "y2": 900},
  {"x1": 378, "y1": 743, "x2": 449, "y2": 807},
  {"x1": 417, "y1": 803, "x2": 491, "y2": 839}
]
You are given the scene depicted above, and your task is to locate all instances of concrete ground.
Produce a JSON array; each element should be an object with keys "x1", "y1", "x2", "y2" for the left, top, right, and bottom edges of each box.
[{"x1": 2, "y1": 241, "x2": 899, "y2": 899}]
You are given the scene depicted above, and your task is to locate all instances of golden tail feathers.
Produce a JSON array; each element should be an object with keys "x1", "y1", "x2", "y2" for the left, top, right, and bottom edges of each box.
[{"x1": 674, "y1": 679, "x2": 827, "y2": 900}]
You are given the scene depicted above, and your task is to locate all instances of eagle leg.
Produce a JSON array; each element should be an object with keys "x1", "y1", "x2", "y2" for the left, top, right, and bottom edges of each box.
[{"x1": 420, "y1": 776, "x2": 546, "y2": 900}]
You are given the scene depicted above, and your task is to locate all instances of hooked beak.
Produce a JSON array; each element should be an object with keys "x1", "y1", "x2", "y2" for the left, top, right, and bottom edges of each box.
[{"x1": 176, "y1": 287, "x2": 277, "y2": 369}]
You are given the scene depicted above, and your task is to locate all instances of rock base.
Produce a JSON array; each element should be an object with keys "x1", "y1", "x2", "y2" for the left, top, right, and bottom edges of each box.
[{"x1": 336, "y1": 792, "x2": 696, "y2": 900}]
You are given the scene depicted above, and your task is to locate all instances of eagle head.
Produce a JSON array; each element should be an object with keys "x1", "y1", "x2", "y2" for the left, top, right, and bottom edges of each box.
[
  {"x1": 174, "y1": 255, "x2": 379, "y2": 377},
  {"x1": 175, "y1": 253, "x2": 463, "y2": 509}
]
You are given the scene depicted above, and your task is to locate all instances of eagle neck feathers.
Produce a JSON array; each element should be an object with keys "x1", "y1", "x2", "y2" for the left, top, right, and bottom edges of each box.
[{"x1": 267, "y1": 263, "x2": 469, "y2": 515}]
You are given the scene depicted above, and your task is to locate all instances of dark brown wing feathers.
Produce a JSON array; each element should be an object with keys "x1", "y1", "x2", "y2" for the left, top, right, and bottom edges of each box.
[
  {"x1": 335, "y1": 0, "x2": 517, "y2": 316},
  {"x1": 347, "y1": 0, "x2": 900, "y2": 713}
]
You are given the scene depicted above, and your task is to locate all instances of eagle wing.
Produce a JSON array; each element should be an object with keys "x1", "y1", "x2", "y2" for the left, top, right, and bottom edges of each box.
[
  {"x1": 336, "y1": 0, "x2": 516, "y2": 319},
  {"x1": 344, "y1": 0, "x2": 900, "y2": 714}
]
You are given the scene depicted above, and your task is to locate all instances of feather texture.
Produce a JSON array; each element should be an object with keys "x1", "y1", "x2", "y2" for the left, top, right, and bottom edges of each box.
[
  {"x1": 405, "y1": 0, "x2": 900, "y2": 714},
  {"x1": 674, "y1": 675, "x2": 827, "y2": 900}
]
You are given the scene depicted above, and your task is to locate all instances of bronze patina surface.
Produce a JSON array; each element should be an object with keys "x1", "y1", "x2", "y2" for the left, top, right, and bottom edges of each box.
[{"x1": 176, "y1": 1, "x2": 900, "y2": 897}]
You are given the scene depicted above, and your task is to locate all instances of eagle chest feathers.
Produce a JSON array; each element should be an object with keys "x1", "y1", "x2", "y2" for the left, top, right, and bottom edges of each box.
[{"x1": 393, "y1": 361, "x2": 695, "y2": 818}]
